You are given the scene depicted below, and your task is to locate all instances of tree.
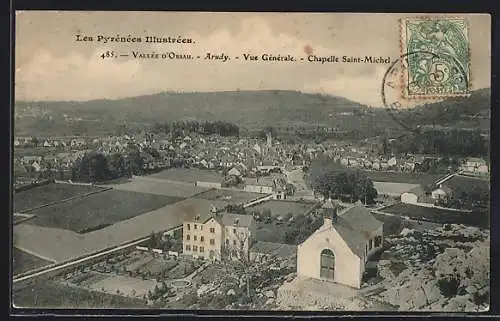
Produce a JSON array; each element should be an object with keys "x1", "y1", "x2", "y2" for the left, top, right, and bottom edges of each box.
[
  {"x1": 225, "y1": 204, "x2": 246, "y2": 214},
  {"x1": 222, "y1": 229, "x2": 252, "y2": 299},
  {"x1": 284, "y1": 183, "x2": 296, "y2": 196},
  {"x1": 32, "y1": 137, "x2": 39, "y2": 148},
  {"x1": 71, "y1": 152, "x2": 111, "y2": 183},
  {"x1": 108, "y1": 153, "x2": 126, "y2": 179},
  {"x1": 222, "y1": 174, "x2": 241, "y2": 187},
  {"x1": 57, "y1": 168, "x2": 65, "y2": 180},
  {"x1": 309, "y1": 166, "x2": 377, "y2": 204},
  {"x1": 43, "y1": 162, "x2": 54, "y2": 179},
  {"x1": 147, "y1": 231, "x2": 163, "y2": 250}
]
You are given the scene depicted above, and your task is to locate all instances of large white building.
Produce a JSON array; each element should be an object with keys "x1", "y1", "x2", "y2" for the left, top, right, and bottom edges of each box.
[
  {"x1": 182, "y1": 205, "x2": 256, "y2": 261},
  {"x1": 296, "y1": 199, "x2": 383, "y2": 289}
]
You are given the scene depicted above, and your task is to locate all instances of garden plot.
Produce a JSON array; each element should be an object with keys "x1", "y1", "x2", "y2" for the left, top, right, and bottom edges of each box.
[
  {"x1": 88, "y1": 275, "x2": 160, "y2": 299},
  {"x1": 14, "y1": 182, "x2": 106, "y2": 213},
  {"x1": 248, "y1": 200, "x2": 314, "y2": 218},
  {"x1": 26, "y1": 189, "x2": 183, "y2": 233}
]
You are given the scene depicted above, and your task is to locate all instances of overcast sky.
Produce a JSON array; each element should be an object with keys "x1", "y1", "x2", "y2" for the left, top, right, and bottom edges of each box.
[{"x1": 15, "y1": 11, "x2": 491, "y2": 107}]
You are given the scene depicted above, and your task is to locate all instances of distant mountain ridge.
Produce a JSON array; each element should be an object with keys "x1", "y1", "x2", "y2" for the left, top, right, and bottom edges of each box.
[
  {"x1": 14, "y1": 88, "x2": 490, "y2": 136},
  {"x1": 15, "y1": 90, "x2": 368, "y2": 125}
]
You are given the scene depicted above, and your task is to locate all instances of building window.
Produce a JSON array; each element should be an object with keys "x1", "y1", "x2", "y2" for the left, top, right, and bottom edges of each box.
[
  {"x1": 194, "y1": 235, "x2": 197, "y2": 241},
  {"x1": 210, "y1": 228, "x2": 215, "y2": 233},
  {"x1": 186, "y1": 245, "x2": 191, "y2": 251},
  {"x1": 210, "y1": 239, "x2": 215, "y2": 245},
  {"x1": 186, "y1": 235, "x2": 190, "y2": 241},
  {"x1": 194, "y1": 224, "x2": 197, "y2": 230},
  {"x1": 374, "y1": 236, "x2": 382, "y2": 247},
  {"x1": 226, "y1": 239, "x2": 229, "y2": 246},
  {"x1": 240, "y1": 240, "x2": 245, "y2": 247},
  {"x1": 200, "y1": 236, "x2": 204, "y2": 242},
  {"x1": 187, "y1": 224, "x2": 191, "y2": 231},
  {"x1": 233, "y1": 240, "x2": 237, "y2": 246},
  {"x1": 369, "y1": 239, "x2": 373, "y2": 250},
  {"x1": 200, "y1": 225, "x2": 203, "y2": 231},
  {"x1": 200, "y1": 246, "x2": 204, "y2": 253},
  {"x1": 193, "y1": 245, "x2": 198, "y2": 252},
  {"x1": 233, "y1": 228, "x2": 236, "y2": 234},
  {"x1": 320, "y1": 249, "x2": 335, "y2": 280}
]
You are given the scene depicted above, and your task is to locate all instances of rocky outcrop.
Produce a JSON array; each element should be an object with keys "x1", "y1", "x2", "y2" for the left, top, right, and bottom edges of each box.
[{"x1": 373, "y1": 224, "x2": 490, "y2": 312}]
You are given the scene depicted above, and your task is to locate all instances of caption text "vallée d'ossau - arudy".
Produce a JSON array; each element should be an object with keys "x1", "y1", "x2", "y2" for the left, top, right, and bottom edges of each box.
[{"x1": 76, "y1": 34, "x2": 391, "y2": 64}]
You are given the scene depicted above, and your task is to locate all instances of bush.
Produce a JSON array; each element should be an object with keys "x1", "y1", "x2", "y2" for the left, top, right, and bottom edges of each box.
[
  {"x1": 182, "y1": 291, "x2": 198, "y2": 306},
  {"x1": 389, "y1": 261, "x2": 407, "y2": 277},
  {"x1": 472, "y1": 289, "x2": 489, "y2": 306},
  {"x1": 437, "y1": 274, "x2": 461, "y2": 298}
]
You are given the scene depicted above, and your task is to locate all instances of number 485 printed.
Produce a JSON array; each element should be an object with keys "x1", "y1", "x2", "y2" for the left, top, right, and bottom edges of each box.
[{"x1": 100, "y1": 51, "x2": 115, "y2": 59}]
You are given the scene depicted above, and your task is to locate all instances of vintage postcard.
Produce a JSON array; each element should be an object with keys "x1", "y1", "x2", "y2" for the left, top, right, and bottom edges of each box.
[{"x1": 12, "y1": 11, "x2": 491, "y2": 312}]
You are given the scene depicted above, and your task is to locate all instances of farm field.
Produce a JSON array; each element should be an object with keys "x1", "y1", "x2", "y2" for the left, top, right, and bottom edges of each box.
[
  {"x1": 109, "y1": 177, "x2": 210, "y2": 198},
  {"x1": 372, "y1": 182, "x2": 419, "y2": 197},
  {"x1": 12, "y1": 281, "x2": 147, "y2": 308},
  {"x1": 380, "y1": 202, "x2": 489, "y2": 228},
  {"x1": 14, "y1": 182, "x2": 106, "y2": 213},
  {"x1": 12, "y1": 248, "x2": 52, "y2": 275},
  {"x1": 247, "y1": 200, "x2": 315, "y2": 218},
  {"x1": 149, "y1": 168, "x2": 223, "y2": 183},
  {"x1": 362, "y1": 170, "x2": 444, "y2": 185},
  {"x1": 26, "y1": 190, "x2": 184, "y2": 233},
  {"x1": 194, "y1": 188, "x2": 264, "y2": 204}
]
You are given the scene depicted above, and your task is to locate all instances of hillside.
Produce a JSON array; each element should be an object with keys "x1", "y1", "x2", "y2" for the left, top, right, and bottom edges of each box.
[
  {"x1": 399, "y1": 88, "x2": 491, "y2": 131},
  {"x1": 14, "y1": 88, "x2": 490, "y2": 137}
]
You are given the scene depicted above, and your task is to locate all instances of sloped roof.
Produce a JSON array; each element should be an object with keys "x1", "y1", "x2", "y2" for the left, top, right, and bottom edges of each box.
[
  {"x1": 250, "y1": 241, "x2": 297, "y2": 258},
  {"x1": 407, "y1": 184, "x2": 425, "y2": 197},
  {"x1": 221, "y1": 213, "x2": 254, "y2": 228},
  {"x1": 332, "y1": 204, "x2": 383, "y2": 258},
  {"x1": 439, "y1": 184, "x2": 453, "y2": 194}
]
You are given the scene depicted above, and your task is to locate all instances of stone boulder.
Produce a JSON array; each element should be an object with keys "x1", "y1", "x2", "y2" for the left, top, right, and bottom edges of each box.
[{"x1": 265, "y1": 290, "x2": 275, "y2": 298}]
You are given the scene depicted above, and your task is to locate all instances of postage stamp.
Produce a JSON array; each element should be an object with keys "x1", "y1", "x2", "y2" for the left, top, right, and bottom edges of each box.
[{"x1": 400, "y1": 17, "x2": 471, "y2": 98}]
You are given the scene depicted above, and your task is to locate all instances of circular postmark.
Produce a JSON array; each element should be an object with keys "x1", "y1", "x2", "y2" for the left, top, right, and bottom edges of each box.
[{"x1": 381, "y1": 51, "x2": 469, "y2": 133}]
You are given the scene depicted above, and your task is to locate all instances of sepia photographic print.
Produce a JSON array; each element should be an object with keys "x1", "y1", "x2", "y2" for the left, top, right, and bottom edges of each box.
[{"x1": 12, "y1": 11, "x2": 491, "y2": 312}]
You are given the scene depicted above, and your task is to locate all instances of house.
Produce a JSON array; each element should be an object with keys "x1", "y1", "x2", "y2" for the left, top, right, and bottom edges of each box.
[
  {"x1": 400, "y1": 185, "x2": 430, "y2": 204},
  {"x1": 222, "y1": 213, "x2": 256, "y2": 260},
  {"x1": 22, "y1": 155, "x2": 42, "y2": 164},
  {"x1": 461, "y1": 157, "x2": 489, "y2": 174},
  {"x1": 43, "y1": 140, "x2": 52, "y2": 147},
  {"x1": 244, "y1": 177, "x2": 276, "y2": 194},
  {"x1": 431, "y1": 184, "x2": 453, "y2": 201},
  {"x1": 387, "y1": 157, "x2": 397, "y2": 167},
  {"x1": 228, "y1": 167, "x2": 242, "y2": 177},
  {"x1": 296, "y1": 199, "x2": 383, "y2": 289},
  {"x1": 31, "y1": 161, "x2": 42, "y2": 172},
  {"x1": 182, "y1": 205, "x2": 256, "y2": 261}
]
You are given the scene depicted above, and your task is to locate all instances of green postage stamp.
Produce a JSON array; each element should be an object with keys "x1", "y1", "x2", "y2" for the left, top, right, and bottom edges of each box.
[{"x1": 401, "y1": 17, "x2": 471, "y2": 98}]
